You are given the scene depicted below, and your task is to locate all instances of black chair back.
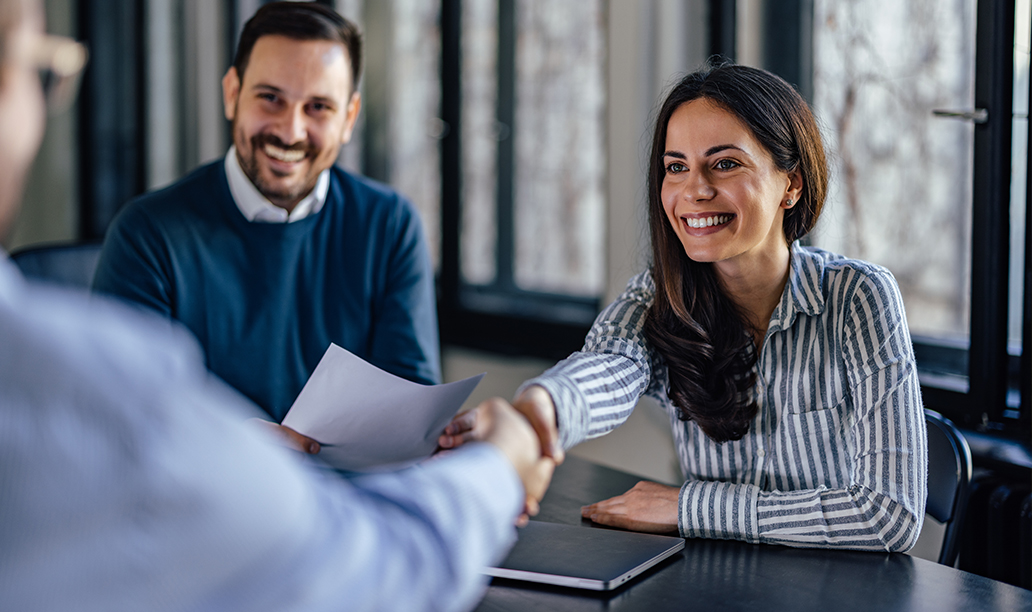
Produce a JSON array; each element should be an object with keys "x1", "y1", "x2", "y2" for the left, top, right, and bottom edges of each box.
[
  {"x1": 9, "y1": 242, "x2": 103, "y2": 289},
  {"x1": 925, "y1": 409, "x2": 972, "y2": 566}
]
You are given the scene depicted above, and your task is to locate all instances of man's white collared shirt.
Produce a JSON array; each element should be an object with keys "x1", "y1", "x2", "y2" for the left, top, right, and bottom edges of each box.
[{"x1": 224, "y1": 145, "x2": 330, "y2": 223}]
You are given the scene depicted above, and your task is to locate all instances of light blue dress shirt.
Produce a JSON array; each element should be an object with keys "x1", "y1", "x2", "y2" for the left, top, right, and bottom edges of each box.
[{"x1": 0, "y1": 255, "x2": 521, "y2": 611}]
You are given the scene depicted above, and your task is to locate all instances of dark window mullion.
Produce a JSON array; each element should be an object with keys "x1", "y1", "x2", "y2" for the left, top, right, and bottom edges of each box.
[
  {"x1": 439, "y1": 0, "x2": 462, "y2": 312},
  {"x1": 763, "y1": 0, "x2": 813, "y2": 102},
  {"x1": 494, "y1": 0, "x2": 516, "y2": 291},
  {"x1": 708, "y1": 0, "x2": 736, "y2": 61},
  {"x1": 79, "y1": 0, "x2": 146, "y2": 241},
  {"x1": 1021, "y1": 67, "x2": 1031, "y2": 425},
  {"x1": 968, "y1": 0, "x2": 1015, "y2": 425}
]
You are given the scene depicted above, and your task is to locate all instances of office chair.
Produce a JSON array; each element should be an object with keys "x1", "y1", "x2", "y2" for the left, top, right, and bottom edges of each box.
[
  {"x1": 925, "y1": 409, "x2": 972, "y2": 566},
  {"x1": 9, "y1": 241, "x2": 103, "y2": 289}
]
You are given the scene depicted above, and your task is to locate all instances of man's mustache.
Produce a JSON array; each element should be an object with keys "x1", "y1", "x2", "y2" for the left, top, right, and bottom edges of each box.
[{"x1": 251, "y1": 134, "x2": 313, "y2": 155}]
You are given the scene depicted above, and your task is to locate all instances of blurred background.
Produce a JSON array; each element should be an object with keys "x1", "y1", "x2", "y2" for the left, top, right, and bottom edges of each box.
[{"x1": 7, "y1": 0, "x2": 1030, "y2": 582}]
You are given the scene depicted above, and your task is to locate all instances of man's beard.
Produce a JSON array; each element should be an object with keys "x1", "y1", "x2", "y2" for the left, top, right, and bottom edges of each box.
[{"x1": 237, "y1": 131, "x2": 319, "y2": 207}]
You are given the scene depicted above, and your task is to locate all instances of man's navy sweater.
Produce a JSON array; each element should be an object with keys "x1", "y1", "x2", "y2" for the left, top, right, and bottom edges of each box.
[{"x1": 93, "y1": 161, "x2": 440, "y2": 421}]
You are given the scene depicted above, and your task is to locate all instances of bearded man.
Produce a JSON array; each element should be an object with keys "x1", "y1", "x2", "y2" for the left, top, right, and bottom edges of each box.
[{"x1": 93, "y1": 2, "x2": 439, "y2": 453}]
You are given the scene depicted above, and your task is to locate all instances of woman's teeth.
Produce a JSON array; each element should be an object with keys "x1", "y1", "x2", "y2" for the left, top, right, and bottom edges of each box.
[{"x1": 685, "y1": 214, "x2": 732, "y2": 229}]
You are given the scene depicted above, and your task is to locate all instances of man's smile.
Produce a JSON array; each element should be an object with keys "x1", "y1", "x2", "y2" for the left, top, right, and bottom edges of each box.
[{"x1": 262, "y1": 142, "x2": 306, "y2": 163}]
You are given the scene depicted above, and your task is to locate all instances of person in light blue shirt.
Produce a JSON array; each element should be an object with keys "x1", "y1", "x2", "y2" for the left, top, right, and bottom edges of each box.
[{"x1": 0, "y1": 2, "x2": 553, "y2": 610}]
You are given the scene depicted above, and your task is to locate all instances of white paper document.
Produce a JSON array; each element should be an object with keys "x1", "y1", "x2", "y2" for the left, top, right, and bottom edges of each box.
[{"x1": 281, "y1": 344, "x2": 485, "y2": 471}]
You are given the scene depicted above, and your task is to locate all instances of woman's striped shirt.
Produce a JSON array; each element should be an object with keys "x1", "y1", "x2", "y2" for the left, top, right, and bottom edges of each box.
[{"x1": 522, "y1": 243, "x2": 927, "y2": 551}]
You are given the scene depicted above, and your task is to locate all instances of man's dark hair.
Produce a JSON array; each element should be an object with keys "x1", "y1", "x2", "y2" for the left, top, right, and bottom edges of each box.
[{"x1": 233, "y1": 1, "x2": 363, "y2": 91}]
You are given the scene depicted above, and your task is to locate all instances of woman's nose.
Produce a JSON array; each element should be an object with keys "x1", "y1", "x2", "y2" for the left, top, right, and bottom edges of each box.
[{"x1": 683, "y1": 169, "x2": 716, "y2": 202}]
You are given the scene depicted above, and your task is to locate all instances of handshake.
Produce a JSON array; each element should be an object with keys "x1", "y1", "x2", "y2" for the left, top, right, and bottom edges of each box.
[
  {"x1": 437, "y1": 385, "x2": 562, "y2": 525},
  {"x1": 255, "y1": 385, "x2": 562, "y2": 525}
]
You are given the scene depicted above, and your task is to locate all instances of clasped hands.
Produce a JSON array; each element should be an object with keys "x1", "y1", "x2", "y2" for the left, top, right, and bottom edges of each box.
[
  {"x1": 440, "y1": 386, "x2": 680, "y2": 534},
  {"x1": 252, "y1": 384, "x2": 678, "y2": 533},
  {"x1": 248, "y1": 387, "x2": 557, "y2": 525},
  {"x1": 438, "y1": 385, "x2": 558, "y2": 525}
]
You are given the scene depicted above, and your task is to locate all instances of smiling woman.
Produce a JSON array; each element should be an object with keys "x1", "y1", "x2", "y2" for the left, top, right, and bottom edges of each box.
[
  {"x1": 645, "y1": 69, "x2": 826, "y2": 443},
  {"x1": 449, "y1": 63, "x2": 929, "y2": 552}
]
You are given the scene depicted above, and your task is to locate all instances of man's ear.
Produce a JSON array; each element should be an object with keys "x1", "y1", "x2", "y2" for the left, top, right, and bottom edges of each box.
[
  {"x1": 340, "y1": 92, "x2": 362, "y2": 144},
  {"x1": 222, "y1": 67, "x2": 241, "y2": 122}
]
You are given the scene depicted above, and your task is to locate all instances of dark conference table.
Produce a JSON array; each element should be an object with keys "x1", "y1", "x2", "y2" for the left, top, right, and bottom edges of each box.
[{"x1": 475, "y1": 455, "x2": 1031, "y2": 612}]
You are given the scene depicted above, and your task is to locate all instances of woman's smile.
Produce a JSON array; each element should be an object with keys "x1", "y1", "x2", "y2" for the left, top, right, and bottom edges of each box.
[
  {"x1": 661, "y1": 98, "x2": 799, "y2": 271},
  {"x1": 681, "y1": 213, "x2": 734, "y2": 232}
]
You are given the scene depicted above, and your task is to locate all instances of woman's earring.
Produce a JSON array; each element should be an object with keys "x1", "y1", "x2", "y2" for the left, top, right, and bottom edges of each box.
[{"x1": 784, "y1": 198, "x2": 793, "y2": 208}]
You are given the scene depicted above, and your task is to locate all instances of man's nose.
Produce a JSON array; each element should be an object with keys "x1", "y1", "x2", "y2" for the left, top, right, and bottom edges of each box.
[{"x1": 273, "y1": 104, "x2": 307, "y2": 145}]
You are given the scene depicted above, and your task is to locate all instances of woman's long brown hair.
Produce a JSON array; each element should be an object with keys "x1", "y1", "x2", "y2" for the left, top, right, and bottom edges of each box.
[{"x1": 643, "y1": 64, "x2": 828, "y2": 443}]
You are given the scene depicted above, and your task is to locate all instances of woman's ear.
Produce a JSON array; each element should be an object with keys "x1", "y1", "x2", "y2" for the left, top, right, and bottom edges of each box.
[{"x1": 781, "y1": 168, "x2": 803, "y2": 209}]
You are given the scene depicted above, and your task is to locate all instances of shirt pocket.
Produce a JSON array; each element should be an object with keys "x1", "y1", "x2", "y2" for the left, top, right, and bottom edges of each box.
[{"x1": 778, "y1": 400, "x2": 854, "y2": 488}]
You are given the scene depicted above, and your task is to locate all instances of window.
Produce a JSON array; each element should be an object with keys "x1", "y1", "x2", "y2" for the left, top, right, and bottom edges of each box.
[
  {"x1": 732, "y1": 0, "x2": 1029, "y2": 438},
  {"x1": 812, "y1": 0, "x2": 976, "y2": 344},
  {"x1": 324, "y1": 0, "x2": 609, "y2": 358},
  {"x1": 438, "y1": 0, "x2": 607, "y2": 358}
]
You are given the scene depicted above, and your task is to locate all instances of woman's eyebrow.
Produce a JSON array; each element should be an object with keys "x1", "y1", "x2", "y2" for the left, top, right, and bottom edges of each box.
[
  {"x1": 704, "y1": 144, "x2": 744, "y2": 156},
  {"x1": 663, "y1": 144, "x2": 747, "y2": 159}
]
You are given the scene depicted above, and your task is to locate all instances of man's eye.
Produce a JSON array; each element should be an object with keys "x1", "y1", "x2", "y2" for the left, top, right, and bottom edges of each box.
[{"x1": 258, "y1": 93, "x2": 278, "y2": 103}]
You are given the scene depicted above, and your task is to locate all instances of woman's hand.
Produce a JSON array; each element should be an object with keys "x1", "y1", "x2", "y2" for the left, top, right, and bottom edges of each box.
[
  {"x1": 443, "y1": 398, "x2": 556, "y2": 525},
  {"x1": 438, "y1": 385, "x2": 564, "y2": 464},
  {"x1": 581, "y1": 481, "x2": 680, "y2": 534},
  {"x1": 472, "y1": 398, "x2": 556, "y2": 524}
]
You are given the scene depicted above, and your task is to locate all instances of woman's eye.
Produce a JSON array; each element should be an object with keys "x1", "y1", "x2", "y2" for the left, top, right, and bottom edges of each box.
[
  {"x1": 665, "y1": 162, "x2": 687, "y2": 174},
  {"x1": 715, "y1": 159, "x2": 740, "y2": 171}
]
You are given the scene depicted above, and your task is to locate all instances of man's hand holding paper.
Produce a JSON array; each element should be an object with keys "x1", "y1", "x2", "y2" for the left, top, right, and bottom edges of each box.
[
  {"x1": 279, "y1": 344, "x2": 484, "y2": 471},
  {"x1": 249, "y1": 419, "x2": 322, "y2": 455}
]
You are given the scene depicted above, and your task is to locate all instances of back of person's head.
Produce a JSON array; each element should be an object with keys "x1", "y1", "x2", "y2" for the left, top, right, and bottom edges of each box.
[
  {"x1": 233, "y1": 1, "x2": 363, "y2": 91},
  {"x1": 647, "y1": 62, "x2": 828, "y2": 248},
  {"x1": 0, "y1": 0, "x2": 28, "y2": 68}
]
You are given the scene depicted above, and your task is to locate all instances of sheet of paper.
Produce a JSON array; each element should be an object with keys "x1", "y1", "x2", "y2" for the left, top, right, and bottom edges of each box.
[{"x1": 280, "y1": 344, "x2": 484, "y2": 471}]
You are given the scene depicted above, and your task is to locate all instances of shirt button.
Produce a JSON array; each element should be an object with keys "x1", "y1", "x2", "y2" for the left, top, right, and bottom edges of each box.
[{"x1": 757, "y1": 448, "x2": 766, "y2": 457}]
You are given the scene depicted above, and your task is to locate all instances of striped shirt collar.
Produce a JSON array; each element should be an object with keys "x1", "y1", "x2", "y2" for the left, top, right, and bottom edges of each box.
[
  {"x1": 224, "y1": 145, "x2": 330, "y2": 224},
  {"x1": 768, "y1": 241, "x2": 828, "y2": 333}
]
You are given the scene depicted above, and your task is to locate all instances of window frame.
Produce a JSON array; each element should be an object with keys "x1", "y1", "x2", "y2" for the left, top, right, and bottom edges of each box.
[
  {"x1": 78, "y1": 0, "x2": 146, "y2": 241},
  {"x1": 438, "y1": 0, "x2": 1030, "y2": 436},
  {"x1": 437, "y1": 0, "x2": 600, "y2": 360},
  {"x1": 758, "y1": 0, "x2": 1029, "y2": 442}
]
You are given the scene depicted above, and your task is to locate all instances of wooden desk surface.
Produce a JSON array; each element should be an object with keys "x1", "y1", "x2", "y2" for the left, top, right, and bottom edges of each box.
[{"x1": 476, "y1": 455, "x2": 1032, "y2": 612}]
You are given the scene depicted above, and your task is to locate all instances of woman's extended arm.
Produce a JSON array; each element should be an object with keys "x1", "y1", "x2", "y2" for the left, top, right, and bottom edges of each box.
[{"x1": 518, "y1": 272, "x2": 658, "y2": 451}]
